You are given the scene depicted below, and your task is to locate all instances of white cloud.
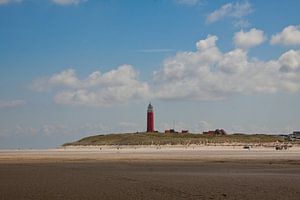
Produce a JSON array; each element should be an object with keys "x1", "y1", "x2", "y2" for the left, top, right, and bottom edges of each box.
[
  {"x1": 0, "y1": 100, "x2": 25, "y2": 108},
  {"x1": 196, "y1": 34, "x2": 218, "y2": 50},
  {"x1": 31, "y1": 65, "x2": 151, "y2": 107},
  {"x1": 0, "y1": 0, "x2": 22, "y2": 5},
  {"x1": 271, "y1": 25, "x2": 300, "y2": 45},
  {"x1": 49, "y1": 69, "x2": 80, "y2": 88},
  {"x1": 30, "y1": 69, "x2": 80, "y2": 91},
  {"x1": 279, "y1": 50, "x2": 300, "y2": 72},
  {"x1": 234, "y1": 28, "x2": 266, "y2": 49},
  {"x1": 153, "y1": 35, "x2": 300, "y2": 101},
  {"x1": 52, "y1": 0, "x2": 87, "y2": 6},
  {"x1": 175, "y1": 0, "x2": 201, "y2": 6},
  {"x1": 206, "y1": 1, "x2": 252, "y2": 27},
  {"x1": 32, "y1": 33, "x2": 300, "y2": 105}
]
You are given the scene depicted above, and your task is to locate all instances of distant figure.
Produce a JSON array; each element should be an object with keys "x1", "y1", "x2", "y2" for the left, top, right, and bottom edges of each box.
[
  {"x1": 243, "y1": 145, "x2": 251, "y2": 150},
  {"x1": 147, "y1": 102, "x2": 154, "y2": 132}
]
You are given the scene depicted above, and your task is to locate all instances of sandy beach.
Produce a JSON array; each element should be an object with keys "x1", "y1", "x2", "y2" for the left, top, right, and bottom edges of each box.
[
  {"x1": 1, "y1": 145, "x2": 300, "y2": 162},
  {"x1": 0, "y1": 146, "x2": 300, "y2": 199}
]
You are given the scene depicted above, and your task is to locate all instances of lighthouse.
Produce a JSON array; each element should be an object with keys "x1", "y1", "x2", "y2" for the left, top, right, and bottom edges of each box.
[{"x1": 147, "y1": 102, "x2": 154, "y2": 132}]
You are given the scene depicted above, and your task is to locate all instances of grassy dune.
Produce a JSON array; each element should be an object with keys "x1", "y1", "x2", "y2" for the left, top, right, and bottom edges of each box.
[{"x1": 63, "y1": 132, "x2": 285, "y2": 146}]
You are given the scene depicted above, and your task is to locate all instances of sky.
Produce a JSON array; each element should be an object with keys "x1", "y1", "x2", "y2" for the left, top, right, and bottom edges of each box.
[{"x1": 0, "y1": 0, "x2": 300, "y2": 149}]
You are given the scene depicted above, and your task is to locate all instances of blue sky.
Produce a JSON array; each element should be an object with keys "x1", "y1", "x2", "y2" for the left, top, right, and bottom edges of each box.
[{"x1": 0, "y1": 0, "x2": 300, "y2": 148}]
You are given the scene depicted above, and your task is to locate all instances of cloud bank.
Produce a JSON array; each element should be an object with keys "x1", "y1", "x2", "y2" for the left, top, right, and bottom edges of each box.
[
  {"x1": 32, "y1": 28, "x2": 300, "y2": 106},
  {"x1": 153, "y1": 34, "x2": 300, "y2": 101},
  {"x1": 271, "y1": 25, "x2": 300, "y2": 45},
  {"x1": 31, "y1": 65, "x2": 150, "y2": 106}
]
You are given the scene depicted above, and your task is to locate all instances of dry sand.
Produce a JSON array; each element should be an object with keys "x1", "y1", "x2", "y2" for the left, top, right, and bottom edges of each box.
[{"x1": 0, "y1": 146, "x2": 300, "y2": 199}]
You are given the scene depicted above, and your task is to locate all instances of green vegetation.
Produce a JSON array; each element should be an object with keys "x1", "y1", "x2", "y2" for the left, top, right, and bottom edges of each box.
[{"x1": 63, "y1": 132, "x2": 285, "y2": 146}]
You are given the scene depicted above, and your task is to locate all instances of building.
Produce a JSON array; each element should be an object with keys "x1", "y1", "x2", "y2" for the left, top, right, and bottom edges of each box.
[
  {"x1": 147, "y1": 102, "x2": 154, "y2": 132},
  {"x1": 203, "y1": 129, "x2": 227, "y2": 135},
  {"x1": 292, "y1": 131, "x2": 300, "y2": 139},
  {"x1": 181, "y1": 130, "x2": 189, "y2": 134},
  {"x1": 215, "y1": 129, "x2": 227, "y2": 135},
  {"x1": 164, "y1": 129, "x2": 188, "y2": 134},
  {"x1": 165, "y1": 129, "x2": 177, "y2": 134},
  {"x1": 203, "y1": 130, "x2": 215, "y2": 135}
]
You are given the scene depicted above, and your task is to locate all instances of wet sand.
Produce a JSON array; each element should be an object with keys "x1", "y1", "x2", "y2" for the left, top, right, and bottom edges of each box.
[{"x1": 0, "y1": 147, "x2": 300, "y2": 200}]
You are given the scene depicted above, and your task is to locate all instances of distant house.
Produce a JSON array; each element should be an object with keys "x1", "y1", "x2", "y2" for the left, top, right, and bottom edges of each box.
[
  {"x1": 215, "y1": 129, "x2": 227, "y2": 135},
  {"x1": 286, "y1": 131, "x2": 300, "y2": 141},
  {"x1": 203, "y1": 131, "x2": 215, "y2": 135},
  {"x1": 293, "y1": 131, "x2": 300, "y2": 139},
  {"x1": 165, "y1": 129, "x2": 177, "y2": 134},
  {"x1": 203, "y1": 129, "x2": 227, "y2": 135},
  {"x1": 164, "y1": 129, "x2": 189, "y2": 134}
]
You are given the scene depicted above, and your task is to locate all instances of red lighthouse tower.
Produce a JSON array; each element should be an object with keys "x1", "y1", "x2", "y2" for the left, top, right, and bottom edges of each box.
[{"x1": 147, "y1": 102, "x2": 154, "y2": 132}]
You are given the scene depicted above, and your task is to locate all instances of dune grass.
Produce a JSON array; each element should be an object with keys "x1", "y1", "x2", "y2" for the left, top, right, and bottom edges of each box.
[{"x1": 63, "y1": 132, "x2": 285, "y2": 146}]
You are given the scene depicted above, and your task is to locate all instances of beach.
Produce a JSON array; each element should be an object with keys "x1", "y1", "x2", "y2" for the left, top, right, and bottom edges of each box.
[{"x1": 0, "y1": 146, "x2": 300, "y2": 199}]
